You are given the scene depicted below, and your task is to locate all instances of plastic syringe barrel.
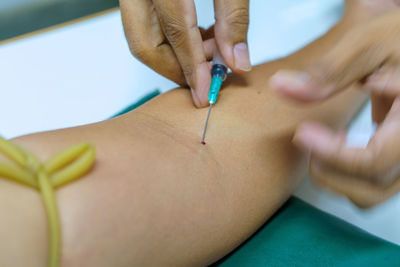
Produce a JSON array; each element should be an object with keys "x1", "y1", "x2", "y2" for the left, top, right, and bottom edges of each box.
[
  {"x1": 212, "y1": 50, "x2": 228, "y2": 80},
  {"x1": 208, "y1": 50, "x2": 228, "y2": 104},
  {"x1": 213, "y1": 49, "x2": 225, "y2": 65}
]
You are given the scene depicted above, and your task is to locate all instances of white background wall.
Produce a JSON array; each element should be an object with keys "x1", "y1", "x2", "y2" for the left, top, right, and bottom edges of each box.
[{"x1": 1, "y1": 0, "x2": 399, "y2": 245}]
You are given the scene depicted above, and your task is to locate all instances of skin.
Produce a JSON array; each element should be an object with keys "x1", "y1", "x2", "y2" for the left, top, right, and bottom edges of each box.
[
  {"x1": 119, "y1": 0, "x2": 251, "y2": 107},
  {"x1": 0, "y1": 2, "x2": 380, "y2": 266},
  {"x1": 270, "y1": 0, "x2": 400, "y2": 208}
]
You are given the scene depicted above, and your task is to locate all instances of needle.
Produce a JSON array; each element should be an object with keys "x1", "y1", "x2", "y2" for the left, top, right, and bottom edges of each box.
[
  {"x1": 201, "y1": 103, "x2": 213, "y2": 145},
  {"x1": 200, "y1": 50, "x2": 228, "y2": 145}
]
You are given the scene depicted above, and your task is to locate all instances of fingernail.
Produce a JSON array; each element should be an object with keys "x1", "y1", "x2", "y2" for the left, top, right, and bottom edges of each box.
[
  {"x1": 270, "y1": 71, "x2": 311, "y2": 91},
  {"x1": 234, "y1": 43, "x2": 252, "y2": 71},
  {"x1": 191, "y1": 88, "x2": 201, "y2": 107}
]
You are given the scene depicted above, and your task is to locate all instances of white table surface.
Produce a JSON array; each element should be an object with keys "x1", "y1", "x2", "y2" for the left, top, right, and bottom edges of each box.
[{"x1": 1, "y1": 0, "x2": 399, "y2": 245}]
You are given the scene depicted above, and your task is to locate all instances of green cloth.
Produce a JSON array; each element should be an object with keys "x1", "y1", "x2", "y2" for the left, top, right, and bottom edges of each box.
[
  {"x1": 213, "y1": 197, "x2": 400, "y2": 266},
  {"x1": 114, "y1": 91, "x2": 400, "y2": 266}
]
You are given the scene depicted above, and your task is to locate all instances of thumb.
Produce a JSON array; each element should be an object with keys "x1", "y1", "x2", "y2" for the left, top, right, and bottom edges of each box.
[
  {"x1": 214, "y1": 0, "x2": 251, "y2": 73},
  {"x1": 270, "y1": 22, "x2": 395, "y2": 102}
]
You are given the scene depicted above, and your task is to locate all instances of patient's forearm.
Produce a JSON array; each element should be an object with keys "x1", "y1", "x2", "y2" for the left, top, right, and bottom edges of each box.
[
  {"x1": 1, "y1": 11, "x2": 366, "y2": 267},
  {"x1": 122, "y1": 16, "x2": 366, "y2": 265}
]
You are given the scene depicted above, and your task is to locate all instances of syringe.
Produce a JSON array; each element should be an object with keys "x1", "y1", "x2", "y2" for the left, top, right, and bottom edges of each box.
[{"x1": 201, "y1": 50, "x2": 228, "y2": 145}]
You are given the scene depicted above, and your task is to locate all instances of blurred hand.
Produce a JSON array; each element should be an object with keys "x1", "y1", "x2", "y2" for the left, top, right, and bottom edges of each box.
[
  {"x1": 120, "y1": 0, "x2": 251, "y2": 107},
  {"x1": 270, "y1": 9, "x2": 400, "y2": 208}
]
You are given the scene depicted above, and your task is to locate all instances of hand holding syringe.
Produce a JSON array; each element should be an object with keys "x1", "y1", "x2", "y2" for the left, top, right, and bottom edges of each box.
[{"x1": 120, "y1": 0, "x2": 251, "y2": 108}]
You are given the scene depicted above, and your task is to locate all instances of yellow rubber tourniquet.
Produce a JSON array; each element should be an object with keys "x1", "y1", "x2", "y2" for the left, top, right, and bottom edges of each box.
[{"x1": 0, "y1": 136, "x2": 95, "y2": 267}]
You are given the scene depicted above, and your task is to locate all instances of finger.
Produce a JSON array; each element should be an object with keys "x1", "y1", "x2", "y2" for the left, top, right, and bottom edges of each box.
[
  {"x1": 365, "y1": 65, "x2": 400, "y2": 98},
  {"x1": 154, "y1": 0, "x2": 211, "y2": 107},
  {"x1": 295, "y1": 104, "x2": 400, "y2": 186},
  {"x1": 310, "y1": 159, "x2": 400, "y2": 208},
  {"x1": 365, "y1": 65, "x2": 396, "y2": 124},
  {"x1": 199, "y1": 26, "x2": 217, "y2": 61},
  {"x1": 120, "y1": 0, "x2": 185, "y2": 85},
  {"x1": 214, "y1": 0, "x2": 251, "y2": 73},
  {"x1": 269, "y1": 12, "x2": 400, "y2": 102},
  {"x1": 293, "y1": 122, "x2": 375, "y2": 178},
  {"x1": 366, "y1": 98, "x2": 400, "y2": 185},
  {"x1": 203, "y1": 38, "x2": 217, "y2": 61}
]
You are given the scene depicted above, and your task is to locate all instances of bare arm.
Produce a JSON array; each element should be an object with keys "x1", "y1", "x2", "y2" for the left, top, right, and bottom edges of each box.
[{"x1": 0, "y1": 4, "x2": 370, "y2": 266}]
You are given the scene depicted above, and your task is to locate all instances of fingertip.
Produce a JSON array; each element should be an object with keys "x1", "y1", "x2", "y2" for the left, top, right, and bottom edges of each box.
[
  {"x1": 293, "y1": 122, "x2": 339, "y2": 153},
  {"x1": 269, "y1": 70, "x2": 311, "y2": 92},
  {"x1": 365, "y1": 74, "x2": 387, "y2": 93},
  {"x1": 293, "y1": 126, "x2": 316, "y2": 151},
  {"x1": 233, "y1": 42, "x2": 251, "y2": 72},
  {"x1": 269, "y1": 72, "x2": 313, "y2": 102},
  {"x1": 216, "y1": 43, "x2": 251, "y2": 74},
  {"x1": 190, "y1": 88, "x2": 202, "y2": 108},
  {"x1": 269, "y1": 70, "x2": 335, "y2": 102},
  {"x1": 191, "y1": 63, "x2": 211, "y2": 108}
]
